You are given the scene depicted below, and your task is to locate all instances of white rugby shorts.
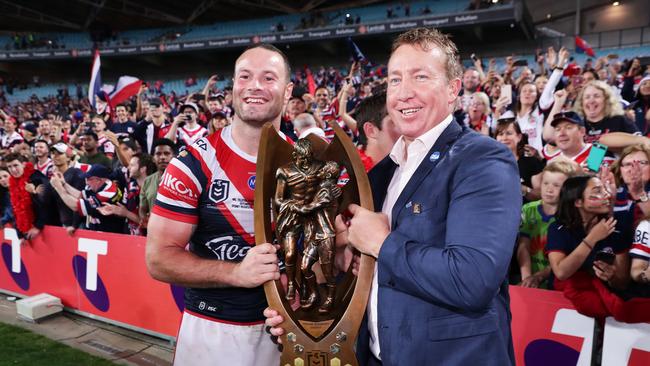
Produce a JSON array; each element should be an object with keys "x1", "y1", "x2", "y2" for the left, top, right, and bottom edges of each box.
[{"x1": 174, "y1": 310, "x2": 281, "y2": 366}]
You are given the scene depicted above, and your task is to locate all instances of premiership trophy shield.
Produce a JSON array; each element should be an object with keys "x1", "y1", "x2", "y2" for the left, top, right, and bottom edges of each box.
[{"x1": 254, "y1": 121, "x2": 374, "y2": 366}]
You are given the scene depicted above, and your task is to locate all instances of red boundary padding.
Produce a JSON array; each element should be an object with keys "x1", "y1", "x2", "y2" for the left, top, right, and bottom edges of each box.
[{"x1": 1, "y1": 225, "x2": 649, "y2": 365}]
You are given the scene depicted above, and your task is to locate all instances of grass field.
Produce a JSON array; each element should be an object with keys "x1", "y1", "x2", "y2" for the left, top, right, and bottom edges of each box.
[{"x1": 0, "y1": 322, "x2": 115, "y2": 365}]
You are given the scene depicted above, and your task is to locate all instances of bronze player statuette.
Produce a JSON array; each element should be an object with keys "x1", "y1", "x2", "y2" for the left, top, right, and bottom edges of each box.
[{"x1": 255, "y1": 121, "x2": 374, "y2": 366}]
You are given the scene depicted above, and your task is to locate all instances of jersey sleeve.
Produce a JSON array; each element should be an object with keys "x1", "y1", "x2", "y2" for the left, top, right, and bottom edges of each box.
[
  {"x1": 152, "y1": 150, "x2": 205, "y2": 224},
  {"x1": 622, "y1": 117, "x2": 641, "y2": 135},
  {"x1": 77, "y1": 189, "x2": 97, "y2": 217},
  {"x1": 545, "y1": 222, "x2": 573, "y2": 255},
  {"x1": 78, "y1": 182, "x2": 121, "y2": 217},
  {"x1": 631, "y1": 220, "x2": 650, "y2": 261},
  {"x1": 518, "y1": 204, "x2": 533, "y2": 238}
]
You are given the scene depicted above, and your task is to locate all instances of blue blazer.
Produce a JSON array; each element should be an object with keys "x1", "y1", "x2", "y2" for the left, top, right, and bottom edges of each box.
[{"x1": 356, "y1": 121, "x2": 521, "y2": 366}]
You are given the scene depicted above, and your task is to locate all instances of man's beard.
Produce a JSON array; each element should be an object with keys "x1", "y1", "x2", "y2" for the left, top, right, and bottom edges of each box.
[{"x1": 234, "y1": 102, "x2": 283, "y2": 125}]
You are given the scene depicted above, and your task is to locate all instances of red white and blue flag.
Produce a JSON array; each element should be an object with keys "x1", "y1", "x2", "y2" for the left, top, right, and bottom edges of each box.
[
  {"x1": 88, "y1": 50, "x2": 142, "y2": 113},
  {"x1": 575, "y1": 36, "x2": 596, "y2": 57},
  {"x1": 347, "y1": 37, "x2": 371, "y2": 66},
  {"x1": 88, "y1": 50, "x2": 103, "y2": 109},
  {"x1": 108, "y1": 76, "x2": 142, "y2": 107}
]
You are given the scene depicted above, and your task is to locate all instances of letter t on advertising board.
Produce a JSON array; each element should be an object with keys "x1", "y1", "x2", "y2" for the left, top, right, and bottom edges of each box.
[
  {"x1": 552, "y1": 309, "x2": 595, "y2": 365},
  {"x1": 5, "y1": 228, "x2": 20, "y2": 273},
  {"x1": 78, "y1": 238, "x2": 107, "y2": 291}
]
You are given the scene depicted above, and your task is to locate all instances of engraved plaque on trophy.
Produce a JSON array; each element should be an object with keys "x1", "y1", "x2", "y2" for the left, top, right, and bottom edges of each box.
[{"x1": 254, "y1": 121, "x2": 375, "y2": 366}]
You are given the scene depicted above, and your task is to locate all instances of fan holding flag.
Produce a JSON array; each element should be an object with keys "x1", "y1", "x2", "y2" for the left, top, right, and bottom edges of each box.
[
  {"x1": 88, "y1": 50, "x2": 143, "y2": 116},
  {"x1": 575, "y1": 36, "x2": 596, "y2": 57}
]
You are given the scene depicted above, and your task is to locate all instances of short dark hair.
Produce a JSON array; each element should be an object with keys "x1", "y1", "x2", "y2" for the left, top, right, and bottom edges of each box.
[
  {"x1": 582, "y1": 68, "x2": 599, "y2": 80},
  {"x1": 4, "y1": 153, "x2": 25, "y2": 163},
  {"x1": 115, "y1": 103, "x2": 129, "y2": 111},
  {"x1": 494, "y1": 118, "x2": 525, "y2": 157},
  {"x1": 355, "y1": 91, "x2": 388, "y2": 147},
  {"x1": 83, "y1": 131, "x2": 99, "y2": 141},
  {"x1": 239, "y1": 44, "x2": 291, "y2": 82},
  {"x1": 34, "y1": 139, "x2": 49, "y2": 147},
  {"x1": 132, "y1": 152, "x2": 156, "y2": 175},
  {"x1": 152, "y1": 138, "x2": 177, "y2": 154},
  {"x1": 90, "y1": 113, "x2": 104, "y2": 121},
  {"x1": 119, "y1": 137, "x2": 138, "y2": 151}
]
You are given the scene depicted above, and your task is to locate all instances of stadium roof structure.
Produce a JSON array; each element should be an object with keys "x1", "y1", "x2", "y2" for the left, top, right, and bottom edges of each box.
[{"x1": 0, "y1": 0, "x2": 383, "y2": 32}]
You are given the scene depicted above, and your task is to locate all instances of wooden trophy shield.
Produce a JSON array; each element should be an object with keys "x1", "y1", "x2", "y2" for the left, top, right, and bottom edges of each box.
[{"x1": 254, "y1": 121, "x2": 375, "y2": 366}]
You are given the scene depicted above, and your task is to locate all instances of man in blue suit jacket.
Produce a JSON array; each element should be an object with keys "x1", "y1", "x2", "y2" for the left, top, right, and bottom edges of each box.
[{"x1": 266, "y1": 27, "x2": 521, "y2": 365}]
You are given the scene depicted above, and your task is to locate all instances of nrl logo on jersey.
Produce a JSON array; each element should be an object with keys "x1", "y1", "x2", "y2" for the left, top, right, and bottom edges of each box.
[{"x1": 208, "y1": 179, "x2": 230, "y2": 203}]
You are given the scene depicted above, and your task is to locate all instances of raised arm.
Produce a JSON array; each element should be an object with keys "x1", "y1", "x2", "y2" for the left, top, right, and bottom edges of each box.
[
  {"x1": 598, "y1": 132, "x2": 650, "y2": 152},
  {"x1": 202, "y1": 75, "x2": 218, "y2": 105},
  {"x1": 542, "y1": 89, "x2": 568, "y2": 142},
  {"x1": 50, "y1": 173, "x2": 81, "y2": 211},
  {"x1": 337, "y1": 81, "x2": 358, "y2": 133},
  {"x1": 135, "y1": 84, "x2": 147, "y2": 120}
]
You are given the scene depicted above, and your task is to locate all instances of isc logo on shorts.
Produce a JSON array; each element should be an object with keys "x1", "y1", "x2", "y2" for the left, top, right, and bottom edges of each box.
[{"x1": 197, "y1": 301, "x2": 218, "y2": 313}]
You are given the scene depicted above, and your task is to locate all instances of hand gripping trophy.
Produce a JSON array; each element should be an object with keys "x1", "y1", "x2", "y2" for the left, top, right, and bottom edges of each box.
[{"x1": 255, "y1": 122, "x2": 374, "y2": 366}]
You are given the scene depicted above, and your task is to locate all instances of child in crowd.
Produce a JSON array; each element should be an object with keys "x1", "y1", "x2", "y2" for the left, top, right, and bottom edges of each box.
[{"x1": 517, "y1": 160, "x2": 578, "y2": 288}]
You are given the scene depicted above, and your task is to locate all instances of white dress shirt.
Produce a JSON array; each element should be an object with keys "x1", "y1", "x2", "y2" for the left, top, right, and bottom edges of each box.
[
  {"x1": 367, "y1": 114, "x2": 453, "y2": 360},
  {"x1": 298, "y1": 126, "x2": 326, "y2": 139}
]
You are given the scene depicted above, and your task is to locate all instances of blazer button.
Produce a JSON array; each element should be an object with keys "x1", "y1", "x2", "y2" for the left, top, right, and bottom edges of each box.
[{"x1": 387, "y1": 280, "x2": 395, "y2": 287}]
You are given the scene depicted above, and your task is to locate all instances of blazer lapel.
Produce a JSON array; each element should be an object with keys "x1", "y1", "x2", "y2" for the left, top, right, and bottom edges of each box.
[
  {"x1": 368, "y1": 156, "x2": 397, "y2": 212},
  {"x1": 391, "y1": 122, "x2": 463, "y2": 228}
]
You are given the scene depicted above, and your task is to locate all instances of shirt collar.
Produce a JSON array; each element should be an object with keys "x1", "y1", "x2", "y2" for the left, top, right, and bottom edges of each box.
[
  {"x1": 389, "y1": 114, "x2": 453, "y2": 166},
  {"x1": 298, "y1": 127, "x2": 325, "y2": 139}
]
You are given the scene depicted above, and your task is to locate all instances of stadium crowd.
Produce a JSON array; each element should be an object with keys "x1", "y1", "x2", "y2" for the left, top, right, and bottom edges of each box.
[{"x1": 0, "y1": 43, "x2": 650, "y2": 322}]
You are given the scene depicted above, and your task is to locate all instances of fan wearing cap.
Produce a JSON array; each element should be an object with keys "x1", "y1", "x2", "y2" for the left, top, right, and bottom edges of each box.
[
  {"x1": 50, "y1": 164, "x2": 125, "y2": 234},
  {"x1": 19, "y1": 122, "x2": 38, "y2": 146},
  {"x1": 280, "y1": 87, "x2": 307, "y2": 141},
  {"x1": 165, "y1": 102, "x2": 207, "y2": 149},
  {"x1": 542, "y1": 111, "x2": 615, "y2": 168},
  {"x1": 133, "y1": 97, "x2": 172, "y2": 154},
  {"x1": 48, "y1": 142, "x2": 85, "y2": 236},
  {"x1": 207, "y1": 110, "x2": 230, "y2": 135}
]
